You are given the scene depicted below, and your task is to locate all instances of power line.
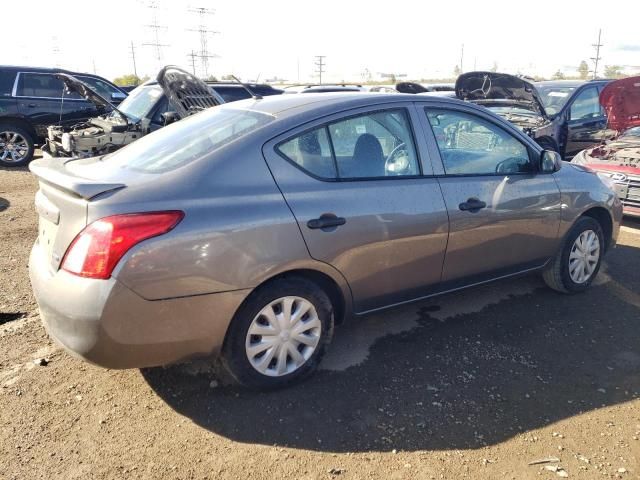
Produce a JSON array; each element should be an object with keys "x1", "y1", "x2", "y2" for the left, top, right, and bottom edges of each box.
[
  {"x1": 188, "y1": 6, "x2": 219, "y2": 78},
  {"x1": 187, "y1": 50, "x2": 198, "y2": 75},
  {"x1": 314, "y1": 56, "x2": 326, "y2": 84},
  {"x1": 130, "y1": 41, "x2": 138, "y2": 80},
  {"x1": 143, "y1": 1, "x2": 169, "y2": 64},
  {"x1": 590, "y1": 29, "x2": 603, "y2": 79}
]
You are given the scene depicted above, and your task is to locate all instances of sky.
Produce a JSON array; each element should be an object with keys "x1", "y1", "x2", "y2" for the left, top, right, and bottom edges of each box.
[{"x1": 6, "y1": 0, "x2": 640, "y2": 83}]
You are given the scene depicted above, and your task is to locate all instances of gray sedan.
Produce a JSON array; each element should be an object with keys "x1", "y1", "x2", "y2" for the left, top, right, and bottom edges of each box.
[{"x1": 28, "y1": 93, "x2": 622, "y2": 389}]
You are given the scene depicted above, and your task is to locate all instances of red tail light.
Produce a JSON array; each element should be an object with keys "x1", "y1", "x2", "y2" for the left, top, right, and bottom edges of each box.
[{"x1": 61, "y1": 211, "x2": 184, "y2": 279}]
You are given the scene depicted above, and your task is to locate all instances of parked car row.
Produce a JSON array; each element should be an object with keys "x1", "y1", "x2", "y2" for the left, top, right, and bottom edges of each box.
[
  {"x1": 28, "y1": 90, "x2": 622, "y2": 389},
  {"x1": 0, "y1": 66, "x2": 128, "y2": 166}
]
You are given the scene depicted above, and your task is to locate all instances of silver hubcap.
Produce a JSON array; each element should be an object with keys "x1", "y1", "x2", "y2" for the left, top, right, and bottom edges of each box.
[
  {"x1": 569, "y1": 229, "x2": 600, "y2": 284},
  {"x1": 245, "y1": 296, "x2": 321, "y2": 377},
  {"x1": 0, "y1": 131, "x2": 29, "y2": 163}
]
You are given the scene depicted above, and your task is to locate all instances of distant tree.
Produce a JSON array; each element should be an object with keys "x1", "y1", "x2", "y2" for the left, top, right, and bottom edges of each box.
[
  {"x1": 220, "y1": 74, "x2": 235, "y2": 81},
  {"x1": 112, "y1": 74, "x2": 148, "y2": 86},
  {"x1": 604, "y1": 65, "x2": 625, "y2": 79},
  {"x1": 490, "y1": 61, "x2": 498, "y2": 73},
  {"x1": 552, "y1": 70, "x2": 565, "y2": 80},
  {"x1": 578, "y1": 61, "x2": 589, "y2": 80},
  {"x1": 205, "y1": 75, "x2": 219, "y2": 82},
  {"x1": 453, "y1": 65, "x2": 461, "y2": 77}
]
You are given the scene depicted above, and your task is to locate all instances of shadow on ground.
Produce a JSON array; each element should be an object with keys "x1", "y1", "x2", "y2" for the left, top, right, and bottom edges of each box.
[{"x1": 143, "y1": 242, "x2": 640, "y2": 453}]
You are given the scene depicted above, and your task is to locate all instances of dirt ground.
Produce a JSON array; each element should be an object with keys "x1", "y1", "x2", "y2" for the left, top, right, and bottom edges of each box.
[{"x1": 1, "y1": 163, "x2": 640, "y2": 480}]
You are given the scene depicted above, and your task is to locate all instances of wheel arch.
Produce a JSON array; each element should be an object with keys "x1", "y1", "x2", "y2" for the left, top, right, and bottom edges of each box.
[
  {"x1": 0, "y1": 117, "x2": 38, "y2": 141},
  {"x1": 580, "y1": 206, "x2": 613, "y2": 251}
]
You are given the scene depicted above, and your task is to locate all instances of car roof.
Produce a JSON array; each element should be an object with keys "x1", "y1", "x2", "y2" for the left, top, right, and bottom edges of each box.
[
  {"x1": 222, "y1": 92, "x2": 463, "y2": 120},
  {"x1": 0, "y1": 65, "x2": 101, "y2": 77},
  {"x1": 535, "y1": 79, "x2": 609, "y2": 88}
]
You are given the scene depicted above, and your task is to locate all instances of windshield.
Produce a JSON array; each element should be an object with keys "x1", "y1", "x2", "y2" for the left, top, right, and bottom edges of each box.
[
  {"x1": 101, "y1": 107, "x2": 275, "y2": 173},
  {"x1": 536, "y1": 86, "x2": 576, "y2": 116},
  {"x1": 115, "y1": 85, "x2": 164, "y2": 122}
]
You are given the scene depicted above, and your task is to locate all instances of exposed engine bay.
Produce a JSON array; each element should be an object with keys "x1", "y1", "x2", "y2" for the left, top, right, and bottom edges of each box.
[{"x1": 43, "y1": 66, "x2": 222, "y2": 158}]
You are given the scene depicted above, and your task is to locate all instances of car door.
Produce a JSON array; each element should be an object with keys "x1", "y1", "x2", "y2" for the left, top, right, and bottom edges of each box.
[
  {"x1": 564, "y1": 86, "x2": 607, "y2": 157},
  {"x1": 15, "y1": 72, "x2": 102, "y2": 130},
  {"x1": 419, "y1": 104, "x2": 561, "y2": 285},
  {"x1": 263, "y1": 104, "x2": 449, "y2": 313}
]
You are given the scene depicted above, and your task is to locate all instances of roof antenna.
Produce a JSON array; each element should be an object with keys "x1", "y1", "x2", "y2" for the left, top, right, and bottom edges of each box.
[{"x1": 231, "y1": 75, "x2": 262, "y2": 100}]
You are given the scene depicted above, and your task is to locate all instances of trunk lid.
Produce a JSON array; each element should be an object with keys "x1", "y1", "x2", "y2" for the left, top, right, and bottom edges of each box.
[
  {"x1": 455, "y1": 71, "x2": 548, "y2": 118},
  {"x1": 29, "y1": 157, "x2": 125, "y2": 271},
  {"x1": 600, "y1": 76, "x2": 640, "y2": 133}
]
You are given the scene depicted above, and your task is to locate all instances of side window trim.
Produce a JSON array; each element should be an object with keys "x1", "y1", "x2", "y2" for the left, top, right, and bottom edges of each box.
[
  {"x1": 423, "y1": 105, "x2": 536, "y2": 177},
  {"x1": 14, "y1": 71, "x2": 86, "y2": 101},
  {"x1": 275, "y1": 106, "x2": 423, "y2": 182}
]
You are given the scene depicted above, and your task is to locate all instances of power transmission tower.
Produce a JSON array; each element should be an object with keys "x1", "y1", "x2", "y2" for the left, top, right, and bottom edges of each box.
[
  {"x1": 187, "y1": 50, "x2": 198, "y2": 75},
  {"x1": 130, "y1": 41, "x2": 138, "y2": 80},
  {"x1": 51, "y1": 36, "x2": 61, "y2": 68},
  {"x1": 188, "y1": 7, "x2": 219, "y2": 78},
  {"x1": 314, "y1": 56, "x2": 326, "y2": 84},
  {"x1": 143, "y1": 1, "x2": 169, "y2": 64},
  {"x1": 590, "y1": 29, "x2": 603, "y2": 79}
]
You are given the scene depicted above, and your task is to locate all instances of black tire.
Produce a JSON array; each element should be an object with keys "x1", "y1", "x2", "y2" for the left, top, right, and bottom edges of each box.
[
  {"x1": 0, "y1": 124, "x2": 35, "y2": 167},
  {"x1": 222, "y1": 276, "x2": 334, "y2": 389},
  {"x1": 543, "y1": 216, "x2": 604, "y2": 294}
]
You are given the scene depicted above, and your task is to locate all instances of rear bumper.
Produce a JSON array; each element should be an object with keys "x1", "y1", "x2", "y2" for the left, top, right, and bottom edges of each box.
[{"x1": 29, "y1": 241, "x2": 249, "y2": 369}]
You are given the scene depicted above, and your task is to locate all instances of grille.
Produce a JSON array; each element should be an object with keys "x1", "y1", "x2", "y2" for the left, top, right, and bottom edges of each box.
[{"x1": 622, "y1": 175, "x2": 640, "y2": 208}]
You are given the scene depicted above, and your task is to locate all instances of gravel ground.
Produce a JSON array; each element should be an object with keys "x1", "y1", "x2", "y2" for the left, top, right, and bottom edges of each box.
[{"x1": 1, "y1": 163, "x2": 639, "y2": 479}]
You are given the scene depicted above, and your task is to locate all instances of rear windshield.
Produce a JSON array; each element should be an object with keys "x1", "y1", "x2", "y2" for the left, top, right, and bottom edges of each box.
[{"x1": 102, "y1": 107, "x2": 274, "y2": 173}]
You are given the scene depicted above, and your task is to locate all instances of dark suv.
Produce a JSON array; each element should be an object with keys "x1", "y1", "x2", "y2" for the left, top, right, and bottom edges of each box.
[
  {"x1": 455, "y1": 72, "x2": 612, "y2": 159},
  {"x1": 0, "y1": 66, "x2": 127, "y2": 166}
]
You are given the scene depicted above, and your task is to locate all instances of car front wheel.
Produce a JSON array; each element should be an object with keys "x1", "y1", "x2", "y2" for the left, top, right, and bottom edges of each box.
[
  {"x1": 543, "y1": 216, "x2": 604, "y2": 293},
  {"x1": 222, "y1": 277, "x2": 334, "y2": 389}
]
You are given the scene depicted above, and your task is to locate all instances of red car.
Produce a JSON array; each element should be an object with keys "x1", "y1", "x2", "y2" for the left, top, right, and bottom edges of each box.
[{"x1": 572, "y1": 76, "x2": 640, "y2": 218}]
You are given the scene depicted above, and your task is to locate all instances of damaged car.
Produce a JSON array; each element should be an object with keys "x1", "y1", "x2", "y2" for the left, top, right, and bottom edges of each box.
[
  {"x1": 572, "y1": 76, "x2": 640, "y2": 217},
  {"x1": 43, "y1": 66, "x2": 224, "y2": 158},
  {"x1": 455, "y1": 72, "x2": 611, "y2": 158}
]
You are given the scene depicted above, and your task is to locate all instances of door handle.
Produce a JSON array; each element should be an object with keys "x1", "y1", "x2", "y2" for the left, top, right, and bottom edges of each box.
[
  {"x1": 459, "y1": 198, "x2": 487, "y2": 212},
  {"x1": 307, "y1": 214, "x2": 346, "y2": 230}
]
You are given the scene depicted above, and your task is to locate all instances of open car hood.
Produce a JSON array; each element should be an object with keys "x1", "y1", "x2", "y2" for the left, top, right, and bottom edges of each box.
[
  {"x1": 156, "y1": 65, "x2": 222, "y2": 118},
  {"x1": 54, "y1": 73, "x2": 129, "y2": 124},
  {"x1": 455, "y1": 72, "x2": 548, "y2": 118},
  {"x1": 600, "y1": 76, "x2": 640, "y2": 133}
]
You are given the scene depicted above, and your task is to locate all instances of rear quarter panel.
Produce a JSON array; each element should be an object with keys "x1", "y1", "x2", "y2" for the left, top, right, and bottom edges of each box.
[{"x1": 90, "y1": 136, "x2": 351, "y2": 310}]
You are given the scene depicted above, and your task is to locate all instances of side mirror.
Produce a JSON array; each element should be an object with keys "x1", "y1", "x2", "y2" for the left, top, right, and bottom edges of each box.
[
  {"x1": 540, "y1": 150, "x2": 562, "y2": 173},
  {"x1": 161, "y1": 111, "x2": 178, "y2": 125},
  {"x1": 111, "y1": 91, "x2": 127, "y2": 102}
]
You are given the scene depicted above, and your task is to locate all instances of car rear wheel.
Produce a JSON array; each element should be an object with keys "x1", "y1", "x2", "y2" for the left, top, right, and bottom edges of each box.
[
  {"x1": 543, "y1": 216, "x2": 604, "y2": 293},
  {"x1": 0, "y1": 125, "x2": 35, "y2": 167},
  {"x1": 222, "y1": 276, "x2": 334, "y2": 389}
]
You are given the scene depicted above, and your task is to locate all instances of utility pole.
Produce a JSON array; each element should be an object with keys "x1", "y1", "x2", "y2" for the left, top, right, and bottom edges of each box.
[
  {"x1": 188, "y1": 7, "x2": 219, "y2": 78},
  {"x1": 130, "y1": 41, "x2": 138, "y2": 80},
  {"x1": 314, "y1": 56, "x2": 326, "y2": 84},
  {"x1": 143, "y1": 1, "x2": 169, "y2": 65},
  {"x1": 92, "y1": 59, "x2": 97, "y2": 75},
  {"x1": 460, "y1": 44, "x2": 464, "y2": 74},
  {"x1": 591, "y1": 29, "x2": 603, "y2": 79},
  {"x1": 187, "y1": 50, "x2": 198, "y2": 75}
]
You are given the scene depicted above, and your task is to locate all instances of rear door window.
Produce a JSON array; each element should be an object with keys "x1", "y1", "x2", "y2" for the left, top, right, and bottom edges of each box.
[
  {"x1": 17, "y1": 73, "x2": 81, "y2": 99},
  {"x1": 277, "y1": 108, "x2": 420, "y2": 180},
  {"x1": 0, "y1": 71, "x2": 16, "y2": 97}
]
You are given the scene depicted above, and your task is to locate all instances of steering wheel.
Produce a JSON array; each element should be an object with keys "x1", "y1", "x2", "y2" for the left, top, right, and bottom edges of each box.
[
  {"x1": 495, "y1": 157, "x2": 528, "y2": 174},
  {"x1": 385, "y1": 143, "x2": 409, "y2": 174}
]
